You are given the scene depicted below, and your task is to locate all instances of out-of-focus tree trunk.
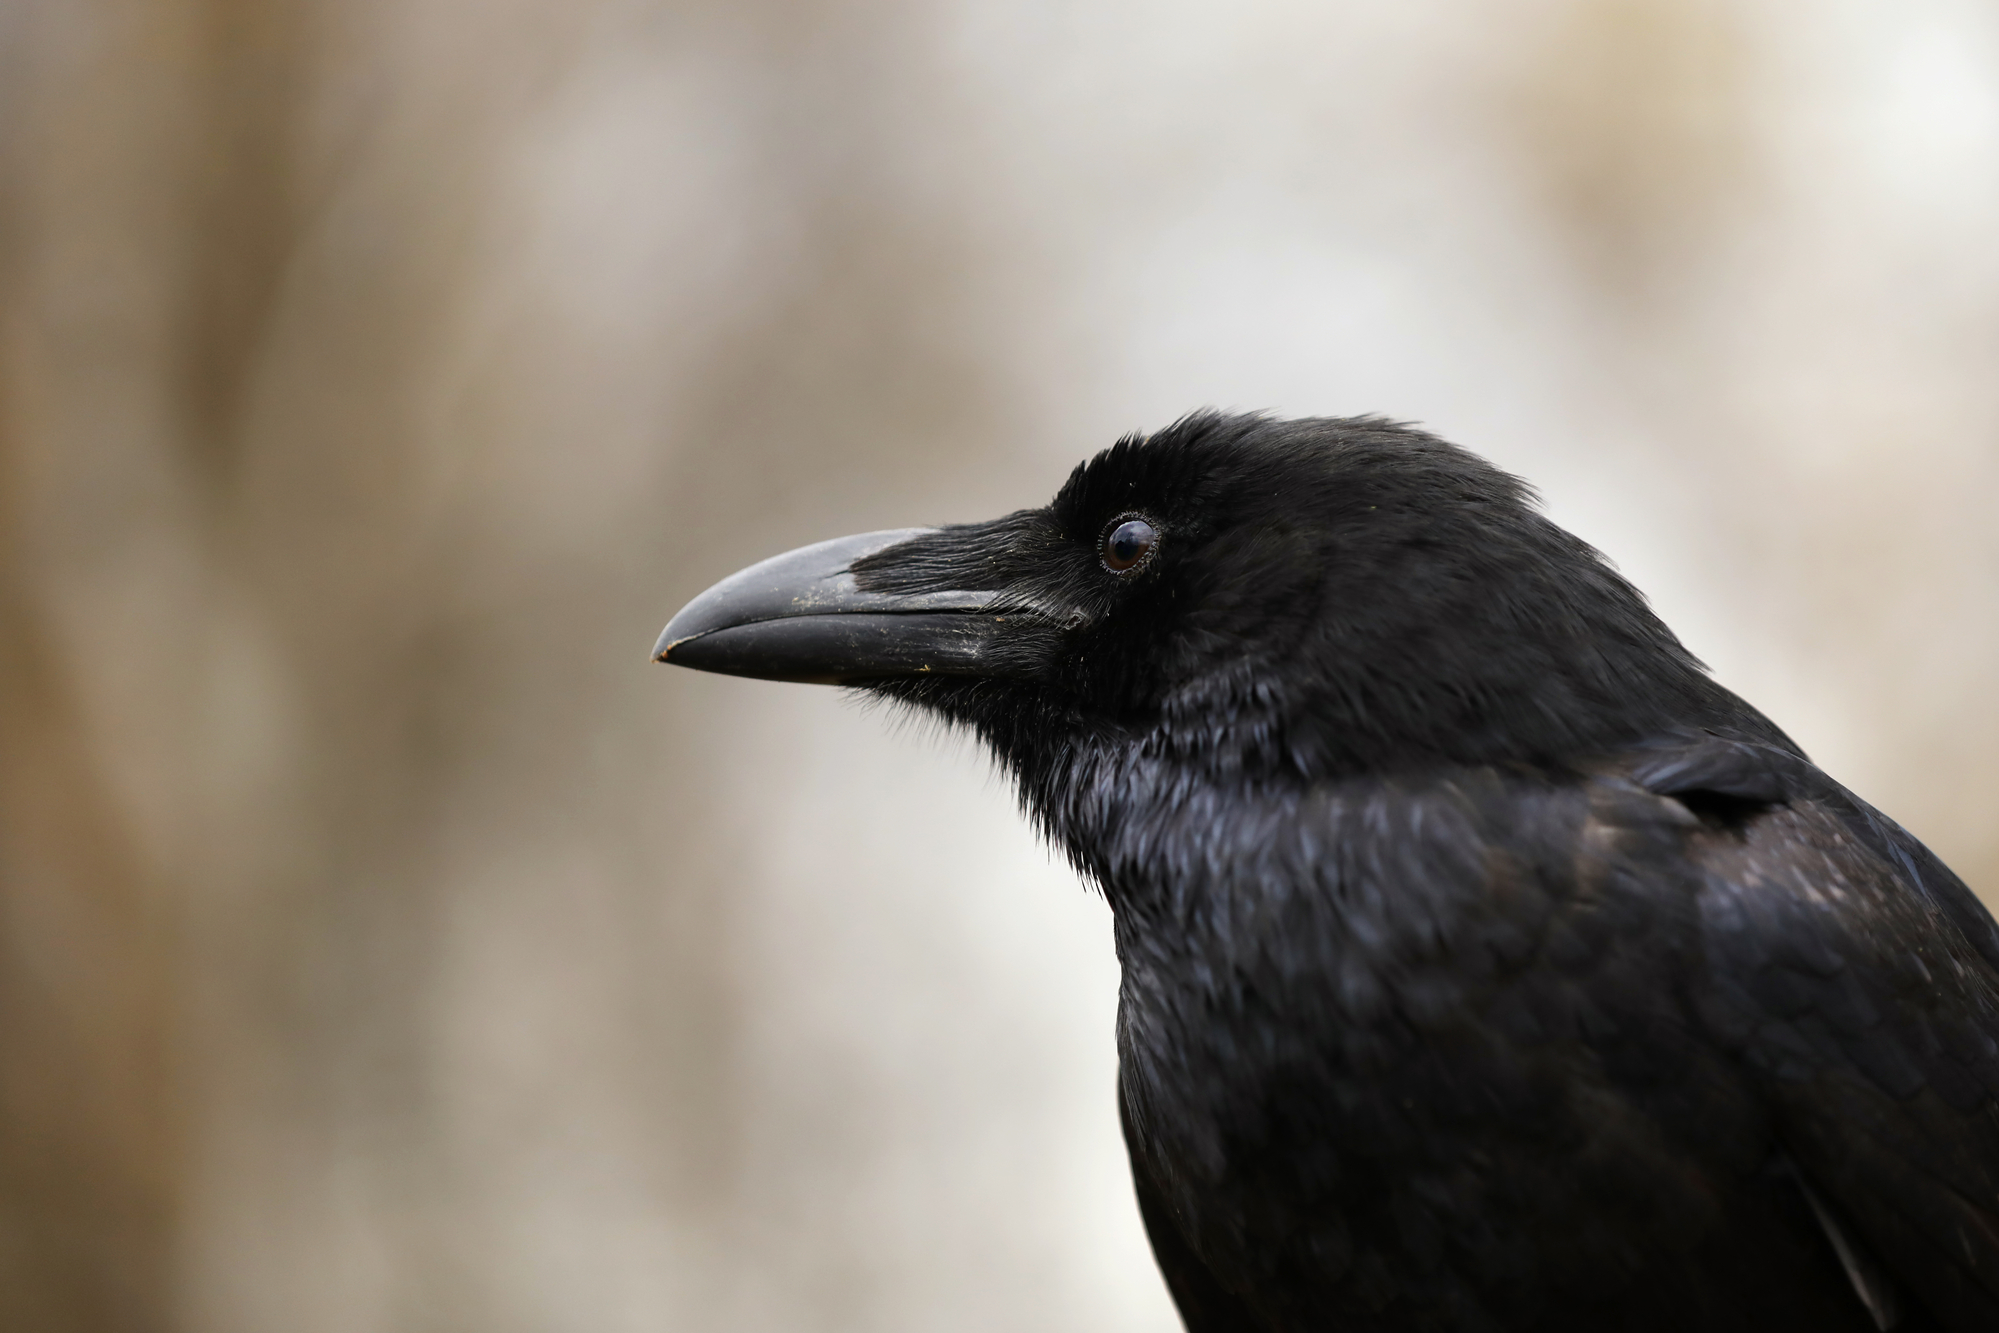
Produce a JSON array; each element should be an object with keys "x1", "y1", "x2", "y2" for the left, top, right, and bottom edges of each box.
[
  {"x1": 0, "y1": 1, "x2": 306, "y2": 1326},
  {"x1": 0, "y1": 408, "x2": 179, "y2": 1330}
]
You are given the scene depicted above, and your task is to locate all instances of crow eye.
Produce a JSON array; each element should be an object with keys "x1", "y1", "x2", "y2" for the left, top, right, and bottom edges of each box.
[{"x1": 1101, "y1": 516, "x2": 1159, "y2": 573}]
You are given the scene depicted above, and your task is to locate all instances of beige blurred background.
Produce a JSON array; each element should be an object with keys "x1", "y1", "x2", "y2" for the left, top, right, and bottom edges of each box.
[{"x1": 1, "y1": 0, "x2": 1996, "y2": 1329}]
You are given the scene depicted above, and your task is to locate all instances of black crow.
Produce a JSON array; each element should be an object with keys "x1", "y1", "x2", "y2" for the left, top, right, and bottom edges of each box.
[{"x1": 653, "y1": 412, "x2": 1999, "y2": 1332}]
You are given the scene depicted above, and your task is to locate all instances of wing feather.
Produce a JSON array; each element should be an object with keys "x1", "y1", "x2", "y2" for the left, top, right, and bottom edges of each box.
[{"x1": 1630, "y1": 735, "x2": 1999, "y2": 1333}]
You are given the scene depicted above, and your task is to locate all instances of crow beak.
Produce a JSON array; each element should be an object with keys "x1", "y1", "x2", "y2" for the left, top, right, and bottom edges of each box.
[{"x1": 654, "y1": 529, "x2": 1020, "y2": 684}]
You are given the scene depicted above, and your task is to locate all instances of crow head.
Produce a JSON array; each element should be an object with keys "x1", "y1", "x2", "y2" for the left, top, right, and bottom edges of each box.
[{"x1": 658, "y1": 413, "x2": 1767, "y2": 850}]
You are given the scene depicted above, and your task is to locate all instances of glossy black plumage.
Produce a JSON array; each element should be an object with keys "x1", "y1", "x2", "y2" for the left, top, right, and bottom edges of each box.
[{"x1": 656, "y1": 412, "x2": 1999, "y2": 1332}]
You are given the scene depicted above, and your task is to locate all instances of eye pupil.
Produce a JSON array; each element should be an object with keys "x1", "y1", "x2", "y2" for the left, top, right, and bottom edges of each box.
[{"x1": 1102, "y1": 517, "x2": 1158, "y2": 572}]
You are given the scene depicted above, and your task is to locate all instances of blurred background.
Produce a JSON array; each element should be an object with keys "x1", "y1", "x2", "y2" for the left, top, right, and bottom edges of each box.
[{"x1": 2, "y1": 0, "x2": 1997, "y2": 1328}]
